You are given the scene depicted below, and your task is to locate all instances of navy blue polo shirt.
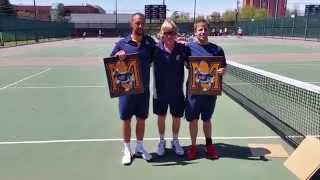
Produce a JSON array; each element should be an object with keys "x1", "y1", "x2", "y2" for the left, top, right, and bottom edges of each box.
[
  {"x1": 153, "y1": 42, "x2": 191, "y2": 102},
  {"x1": 188, "y1": 42, "x2": 227, "y2": 67},
  {"x1": 110, "y1": 34, "x2": 156, "y2": 120},
  {"x1": 111, "y1": 34, "x2": 156, "y2": 92}
]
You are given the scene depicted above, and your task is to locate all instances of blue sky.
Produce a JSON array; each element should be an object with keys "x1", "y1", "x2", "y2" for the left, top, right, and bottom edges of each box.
[{"x1": 10, "y1": 0, "x2": 320, "y2": 16}]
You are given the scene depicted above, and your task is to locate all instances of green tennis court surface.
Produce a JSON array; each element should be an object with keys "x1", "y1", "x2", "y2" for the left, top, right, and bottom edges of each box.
[{"x1": 1, "y1": 37, "x2": 319, "y2": 180}]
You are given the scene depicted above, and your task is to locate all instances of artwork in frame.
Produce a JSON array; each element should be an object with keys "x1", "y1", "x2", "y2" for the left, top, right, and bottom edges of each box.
[
  {"x1": 103, "y1": 53, "x2": 144, "y2": 98},
  {"x1": 188, "y1": 56, "x2": 224, "y2": 96}
]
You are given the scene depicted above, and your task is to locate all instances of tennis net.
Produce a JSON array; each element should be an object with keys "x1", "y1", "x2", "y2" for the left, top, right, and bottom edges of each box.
[{"x1": 223, "y1": 61, "x2": 320, "y2": 147}]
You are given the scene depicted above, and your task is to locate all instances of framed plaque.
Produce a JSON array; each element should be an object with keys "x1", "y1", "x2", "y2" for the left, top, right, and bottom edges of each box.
[
  {"x1": 103, "y1": 54, "x2": 144, "y2": 98},
  {"x1": 188, "y1": 56, "x2": 223, "y2": 95}
]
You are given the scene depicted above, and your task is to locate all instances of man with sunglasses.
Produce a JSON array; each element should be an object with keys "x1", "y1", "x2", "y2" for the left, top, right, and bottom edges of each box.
[{"x1": 153, "y1": 19, "x2": 191, "y2": 157}]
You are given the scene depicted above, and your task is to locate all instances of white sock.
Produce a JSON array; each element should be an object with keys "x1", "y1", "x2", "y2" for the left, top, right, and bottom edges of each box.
[
  {"x1": 136, "y1": 140, "x2": 143, "y2": 147},
  {"x1": 172, "y1": 134, "x2": 178, "y2": 141},
  {"x1": 159, "y1": 134, "x2": 165, "y2": 141},
  {"x1": 123, "y1": 142, "x2": 131, "y2": 151}
]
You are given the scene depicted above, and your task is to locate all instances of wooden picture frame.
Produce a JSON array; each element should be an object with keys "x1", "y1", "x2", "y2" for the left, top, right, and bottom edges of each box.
[
  {"x1": 188, "y1": 56, "x2": 224, "y2": 95},
  {"x1": 103, "y1": 54, "x2": 144, "y2": 98}
]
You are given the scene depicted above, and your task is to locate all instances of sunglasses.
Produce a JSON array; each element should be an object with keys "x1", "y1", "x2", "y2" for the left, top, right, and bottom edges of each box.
[{"x1": 163, "y1": 31, "x2": 176, "y2": 36}]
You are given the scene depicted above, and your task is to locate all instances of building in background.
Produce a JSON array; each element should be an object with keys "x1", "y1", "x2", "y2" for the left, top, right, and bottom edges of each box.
[
  {"x1": 69, "y1": 13, "x2": 133, "y2": 37},
  {"x1": 14, "y1": 4, "x2": 105, "y2": 21},
  {"x1": 243, "y1": 0, "x2": 287, "y2": 17}
]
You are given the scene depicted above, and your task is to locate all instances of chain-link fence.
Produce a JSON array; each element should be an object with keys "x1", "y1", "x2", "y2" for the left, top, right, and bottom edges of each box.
[
  {"x1": 0, "y1": 13, "x2": 74, "y2": 47},
  {"x1": 238, "y1": 15, "x2": 320, "y2": 41}
]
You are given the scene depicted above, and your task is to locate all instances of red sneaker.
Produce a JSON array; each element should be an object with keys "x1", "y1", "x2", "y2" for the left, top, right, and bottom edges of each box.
[
  {"x1": 206, "y1": 144, "x2": 219, "y2": 160},
  {"x1": 186, "y1": 145, "x2": 198, "y2": 160}
]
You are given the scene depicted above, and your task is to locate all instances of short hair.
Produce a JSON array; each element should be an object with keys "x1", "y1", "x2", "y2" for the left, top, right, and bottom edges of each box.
[
  {"x1": 131, "y1": 12, "x2": 145, "y2": 22},
  {"x1": 158, "y1": 19, "x2": 177, "y2": 39},
  {"x1": 193, "y1": 18, "x2": 209, "y2": 32}
]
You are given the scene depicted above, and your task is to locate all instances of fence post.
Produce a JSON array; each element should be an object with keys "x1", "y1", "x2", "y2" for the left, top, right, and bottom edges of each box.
[
  {"x1": 0, "y1": 32, "x2": 4, "y2": 46},
  {"x1": 291, "y1": 15, "x2": 295, "y2": 38},
  {"x1": 251, "y1": 18, "x2": 255, "y2": 36},
  {"x1": 304, "y1": 15, "x2": 309, "y2": 40},
  {"x1": 35, "y1": 28, "x2": 39, "y2": 42},
  {"x1": 14, "y1": 30, "x2": 17, "y2": 46},
  {"x1": 281, "y1": 18, "x2": 284, "y2": 38},
  {"x1": 263, "y1": 20, "x2": 266, "y2": 36},
  {"x1": 272, "y1": 18, "x2": 275, "y2": 37}
]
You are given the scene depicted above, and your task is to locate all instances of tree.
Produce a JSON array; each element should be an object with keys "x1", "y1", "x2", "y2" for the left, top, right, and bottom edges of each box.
[
  {"x1": 196, "y1": 15, "x2": 205, "y2": 21},
  {"x1": 239, "y1": 6, "x2": 267, "y2": 20},
  {"x1": 50, "y1": 3, "x2": 65, "y2": 21},
  {"x1": 254, "y1": 8, "x2": 267, "y2": 20},
  {"x1": 170, "y1": 11, "x2": 179, "y2": 20},
  {"x1": 222, "y1": 10, "x2": 236, "y2": 22},
  {"x1": 239, "y1": 6, "x2": 255, "y2": 20},
  {"x1": 207, "y1": 12, "x2": 221, "y2": 22},
  {"x1": 170, "y1": 11, "x2": 190, "y2": 22},
  {"x1": 0, "y1": 0, "x2": 15, "y2": 15}
]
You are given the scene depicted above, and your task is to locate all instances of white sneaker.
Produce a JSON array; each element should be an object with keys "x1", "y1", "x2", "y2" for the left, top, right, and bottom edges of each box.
[
  {"x1": 121, "y1": 147, "x2": 132, "y2": 165},
  {"x1": 135, "y1": 145, "x2": 152, "y2": 161},
  {"x1": 171, "y1": 139, "x2": 184, "y2": 156},
  {"x1": 155, "y1": 140, "x2": 166, "y2": 156}
]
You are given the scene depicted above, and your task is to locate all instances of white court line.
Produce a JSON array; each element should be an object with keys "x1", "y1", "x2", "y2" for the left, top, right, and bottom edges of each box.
[
  {"x1": 0, "y1": 136, "x2": 283, "y2": 145},
  {"x1": 1, "y1": 135, "x2": 318, "y2": 145},
  {"x1": 253, "y1": 63, "x2": 320, "y2": 67},
  {"x1": 8, "y1": 82, "x2": 320, "y2": 89},
  {"x1": 0, "y1": 68, "x2": 51, "y2": 90},
  {"x1": 226, "y1": 82, "x2": 320, "y2": 86},
  {"x1": 10, "y1": 85, "x2": 105, "y2": 89}
]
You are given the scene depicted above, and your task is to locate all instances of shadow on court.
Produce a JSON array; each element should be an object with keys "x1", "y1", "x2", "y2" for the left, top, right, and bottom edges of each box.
[{"x1": 142, "y1": 143, "x2": 270, "y2": 167}]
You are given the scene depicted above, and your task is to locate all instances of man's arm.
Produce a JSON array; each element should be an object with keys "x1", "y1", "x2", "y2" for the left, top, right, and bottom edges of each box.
[
  {"x1": 217, "y1": 47, "x2": 227, "y2": 76},
  {"x1": 147, "y1": 36, "x2": 157, "y2": 64},
  {"x1": 110, "y1": 42, "x2": 126, "y2": 60},
  {"x1": 183, "y1": 45, "x2": 192, "y2": 69}
]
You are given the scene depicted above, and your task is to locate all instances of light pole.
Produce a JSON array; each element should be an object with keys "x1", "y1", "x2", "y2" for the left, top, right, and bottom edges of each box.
[
  {"x1": 193, "y1": 0, "x2": 197, "y2": 23},
  {"x1": 275, "y1": 0, "x2": 279, "y2": 20},
  {"x1": 33, "y1": 0, "x2": 36, "y2": 19},
  {"x1": 115, "y1": 0, "x2": 118, "y2": 24},
  {"x1": 33, "y1": 0, "x2": 39, "y2": 42},
  {"x1": 235, "y1": 0, "x2": 240, "y2": 29}
]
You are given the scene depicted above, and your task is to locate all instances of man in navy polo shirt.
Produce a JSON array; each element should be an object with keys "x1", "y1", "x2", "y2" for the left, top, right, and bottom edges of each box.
[
  {"x1": 110, "y1": 13, "x2": 156, "y2": 165},
  {"x1": 153, "y1": 19, "x2": 191, "y2": 157},
  {"x1": 185, "y1": 19, "x2": 227, "y2": 160}
]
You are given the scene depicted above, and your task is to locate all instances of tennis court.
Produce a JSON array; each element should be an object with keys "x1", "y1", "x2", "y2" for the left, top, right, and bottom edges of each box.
[{"x1": 0, "y1": 36, "x2": 319, "y2": 179}]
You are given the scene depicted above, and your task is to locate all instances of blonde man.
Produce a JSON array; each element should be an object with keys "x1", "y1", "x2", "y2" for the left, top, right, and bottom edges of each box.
[{"x1": 153, "y1": 19, "x2": 191, "y2": 156}]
